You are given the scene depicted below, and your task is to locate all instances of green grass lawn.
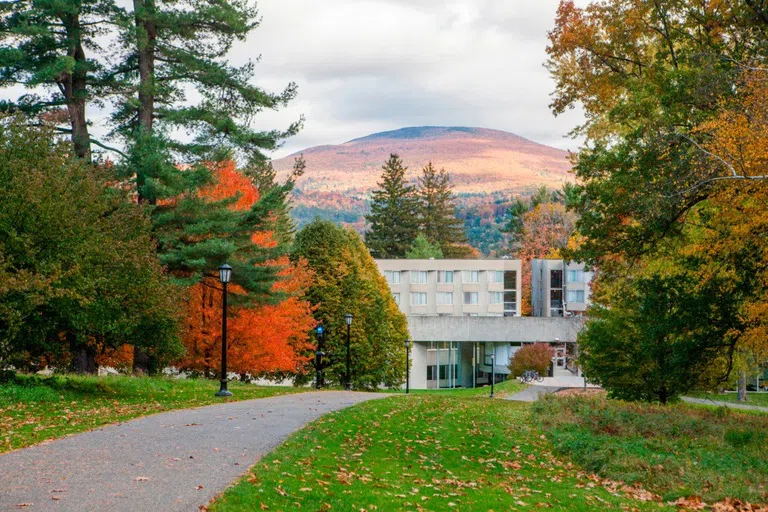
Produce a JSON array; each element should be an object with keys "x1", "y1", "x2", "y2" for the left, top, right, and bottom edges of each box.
[
  {"x1": 0, "y1": 372, "x2": 303, "y2": 453},
  {"x1": 689, "y1": 391, "x2": 768, "y2": 407},
  {"x1": 210, "y1": 394, "x2": 669, "y2": 512},
  {"x1": 390, "y1": 378, "x2": 526, "y2": 398},
  {"x1": 533, "y1": 394, "x2": 768, "y2": 504}
]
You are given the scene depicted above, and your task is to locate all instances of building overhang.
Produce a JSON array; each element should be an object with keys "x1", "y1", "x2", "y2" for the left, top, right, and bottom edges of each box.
[{"x1": 406, "y1": 316, "x2": 585, "y2": 343}]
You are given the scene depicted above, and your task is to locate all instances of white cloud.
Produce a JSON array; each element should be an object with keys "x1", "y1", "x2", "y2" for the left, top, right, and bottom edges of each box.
[{"x1": 240, "y1": 0, "x2": 588, "y2": 158}]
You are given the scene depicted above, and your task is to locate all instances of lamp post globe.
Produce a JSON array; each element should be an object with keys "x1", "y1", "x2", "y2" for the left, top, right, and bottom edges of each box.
[
  {"x1": 344, "y1": 313, "x2": 353, "y2": 390},
  {"x1": 216, "y1": 264, "x2": 233, "y2": 397},
  {"x1": 404, "y1": 339, "x2": 411, "y2": 394}
]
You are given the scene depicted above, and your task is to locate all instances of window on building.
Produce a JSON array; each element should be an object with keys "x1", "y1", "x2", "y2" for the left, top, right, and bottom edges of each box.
[
  {"x1": 566, "y1": 289, "x2": 585, "y2": 303},
  {"x1": 488, "y1": 270, "x2": 504, "y2": 283},
  {"x1": 550, "y1": 269, "x2": 563, "y2": 289},
  {"x1": 567, "y1": 269, "x2": 584, "y2": 283},
  {"x1": 411, "y1": 292, "x2": 428, "y2": 305},
  {"x1": 550, "y1": 289, "x2": 563, "y2": 316},
  {"x1": 384, "y1": 270, "x2": 400, "y2": 284},
  {"x1": 503, "y1": 291, "x2": 517, "y2": 316},
  {"x1": 504, "y1": 271, "x2": 517, "y2": 290},
  {"x1": 489, "y1": 292, "x2": 503, "y2": 304},
  {"x1": 437, "y1": 292, "x2": 453, "y2": 305},
  {"x1": 463, "y1": 270, "x2": 479, "y2": 283},
  {"x1": 392, "y1": 293, "x2": 400, "y2": 305},
  {"x1": 438, "y1": 270, "x2": 454, "y2": 283},
  {"x1": 410, "y1": 271, "x2": 428, "y2": 284},
  {"x1": 464, "y1": 291, "x2": 479, "y2": 305}
]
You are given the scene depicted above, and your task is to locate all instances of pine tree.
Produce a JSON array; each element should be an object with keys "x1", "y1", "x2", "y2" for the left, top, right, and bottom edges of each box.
[
  {"x1": 0, "y1": 0, "x2": 123, "y2": 160},
  {"x1": 365, "y1": 154, "x2": 420, "y2": 258},
  {"x1": 244, "y1": 156, "x2": 306, "y2": 246},
  {"x1": 416, "y1": 162, "x2": 469, "y2": 258},
  {"x1": 406, "y1": 234, "x2": 443, "y2": 259}
]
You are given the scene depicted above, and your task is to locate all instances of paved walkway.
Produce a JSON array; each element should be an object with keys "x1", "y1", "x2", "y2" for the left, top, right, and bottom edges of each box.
[
  {"x1": 0, "y1": 391, "x2": 386, "y2": 512},
  {"x1": 505, "y1": 385, "x2": 563, "y2": 402},
  {"x1": 681, "y1": 396, "x2": 768, "y2": 413}
]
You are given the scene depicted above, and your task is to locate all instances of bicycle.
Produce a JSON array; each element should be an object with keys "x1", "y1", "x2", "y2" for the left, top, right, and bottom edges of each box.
[{"x1": 519, "y1": 370, "x2": 544, "y2": 383}]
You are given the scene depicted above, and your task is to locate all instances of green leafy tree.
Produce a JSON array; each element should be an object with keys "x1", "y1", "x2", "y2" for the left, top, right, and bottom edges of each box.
[
  {"x1": 416, "y1": 162, "x2": 468, "y2": 258},
  {"x1": 365, "y1": 154, "x2": 420, "y2": 258},
  {"x1": 579, "y1": 269, "x2": 741, "y2": 404},
  {"x1": 294, "y1": 219, "x2": 408, "y2": 390},
  {"x1": 406, "y1": 234, "x2": 443, "y2": 259},
  {"x1": 0, "y1": 117, "x2": 182, "y2": 373}
]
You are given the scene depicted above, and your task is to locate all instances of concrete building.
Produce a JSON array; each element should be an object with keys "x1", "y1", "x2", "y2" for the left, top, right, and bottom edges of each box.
[
  {"x1": 375, "y1": 258, "x2": 522, "y2": 318},
  {"x1": 531, "y1": 260, "x2": 594, "y2": 317},
  {"x1": 375, "y1": 258, "x2": 592, "y2": 390}
]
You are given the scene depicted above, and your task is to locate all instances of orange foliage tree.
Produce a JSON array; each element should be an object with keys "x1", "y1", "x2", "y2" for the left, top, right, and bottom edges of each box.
[{"x1": 176, "y1": 161, "x2": 315, "y2": 376}]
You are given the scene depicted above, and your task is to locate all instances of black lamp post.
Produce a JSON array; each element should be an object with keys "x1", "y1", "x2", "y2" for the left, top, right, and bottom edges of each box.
[
  {"x1": 489, "y1": 351, "x2": 496, "y2": 398},
  {"x1": 344, "y1": 313, "x2": 353, "y2": 390},
  {"x1": 216, "y1": 264, "x2": 233, "y2": 397},
  {"x1": 314, "y1": 324, "x2": 325, "y2": 389},
  {"x1": 405, "y1": 339, "x2": 411, "y2": 394}
]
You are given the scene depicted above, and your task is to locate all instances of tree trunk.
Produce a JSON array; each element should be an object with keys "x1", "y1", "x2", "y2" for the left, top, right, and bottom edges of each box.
[
  {"x1": 60, "y1": 13, "x2": 91, "y2": 160},
  {"x1": 68, "y1": 332, "x2": 97, "y2": 374},
  {"x1": 738, "y1": 372, "x2": 748, "y2": 402},
  {"x1": 133, "y1": 345, "x2": 154, "y2": 375},
  {"x1": 134, "y1": 0, "x2": 156, "y2": 135}
]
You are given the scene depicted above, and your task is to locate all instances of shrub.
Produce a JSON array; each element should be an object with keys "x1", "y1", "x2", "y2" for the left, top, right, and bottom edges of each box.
[{"x1": 508, "y1": 342, "x2": 553, "y2": 377}]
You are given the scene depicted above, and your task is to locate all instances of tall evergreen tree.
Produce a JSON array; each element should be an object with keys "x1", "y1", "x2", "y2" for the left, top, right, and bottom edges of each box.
[
  {"x1": 0, "y1": 0, "x2": 123, "y2": 160},
  {"x1": 109, "y1": 1, "x2": 301, "y2": 371},
  {"x1": 365, "y1": 154, "x2": 419, "y2": 258},
  {"x1": 416, "y1": 162, "x2": 468, "y2": 258}
]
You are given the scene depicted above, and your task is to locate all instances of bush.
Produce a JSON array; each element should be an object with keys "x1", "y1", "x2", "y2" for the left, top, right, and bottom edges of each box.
[
  {"x1": 508, "y1": 342, "x2": 553, "y2": 377},
  {"x1": 532, "y1": 394, "x2": 768, "y2": 504}
]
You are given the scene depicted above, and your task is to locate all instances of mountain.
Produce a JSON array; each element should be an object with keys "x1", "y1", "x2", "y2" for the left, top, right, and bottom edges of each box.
[{"x1": 272, "y1": 126, "x2": 573, "y2": 255}]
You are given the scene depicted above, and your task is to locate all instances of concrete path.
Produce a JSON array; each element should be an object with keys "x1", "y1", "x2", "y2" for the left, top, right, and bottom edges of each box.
[
  {"x1": 0, "y1": 391, "x2": 386, "y2": 512},
  {"x1": 505, "y1": 385, "x2": 563, "y2": 402},
  {"x1": 682, "y1": 396, "x2": 768, "y2": 413}
]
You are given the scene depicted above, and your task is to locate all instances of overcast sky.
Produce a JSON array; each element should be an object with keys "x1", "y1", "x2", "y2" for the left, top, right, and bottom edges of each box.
[
  {"x1": 1, "y1": 0, "x2": 588, "y2": 159},
  {"x1": 237, "y1": 0, "x2": 587, "y2": 159}
]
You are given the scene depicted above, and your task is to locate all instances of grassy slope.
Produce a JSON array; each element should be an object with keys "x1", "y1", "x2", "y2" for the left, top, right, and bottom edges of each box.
[
  {"x1": 689, "y1": 391, "x2": 768, "y2": 407},
  {"x1": 210, "y1": 392, "x2": 667, "y2": 512},
  {"x1": 533, "y1": 394, "x2": 768, "y2": 504},
  {"x1": 0, "y1": 373, "x2": 302, "y2": 453}
]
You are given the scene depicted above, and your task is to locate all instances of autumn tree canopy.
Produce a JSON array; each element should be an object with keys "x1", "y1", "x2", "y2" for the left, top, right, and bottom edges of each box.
[
  {"x1": 548, "y1": 0, "x2": 768, "y2": 399},
  {"x1": 175, "y1": 161, "x2": 315, "y2": 378}
]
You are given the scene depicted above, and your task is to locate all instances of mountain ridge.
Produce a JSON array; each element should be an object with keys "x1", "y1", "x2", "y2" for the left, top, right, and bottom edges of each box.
[{"x1": 273, "y1": 125, "x2": 573, "y2": 255}]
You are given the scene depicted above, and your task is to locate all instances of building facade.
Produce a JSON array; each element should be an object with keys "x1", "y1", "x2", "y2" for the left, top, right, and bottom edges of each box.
[
  {"x1": 375, "y1": 258, "x2": 592, "y2": 390},
  {"x1": 531, "y1": 259, "x2": 594, "y2": 317},
  {"x1": 375, "y1": 258, "x2": 522, "y2": 318}
]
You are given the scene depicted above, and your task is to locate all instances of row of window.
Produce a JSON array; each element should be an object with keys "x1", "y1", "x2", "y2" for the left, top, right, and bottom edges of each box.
[
  {"x1": 395, "y1": 291, "x2": 518, "y2": 306},
  {"x1": 384, "y1": 270, "x2": 516, "y2": 286}
]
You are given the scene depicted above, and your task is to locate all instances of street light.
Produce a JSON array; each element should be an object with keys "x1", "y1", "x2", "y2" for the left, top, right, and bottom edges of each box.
[
  {"x1": 314, "y1": 324, "x2": 325, "y2": 389},
  {"x1": 344, "y1": 313, "x2": 353, "y2": 390},
  {"x1": 404, "y1": 339, "x2": 411, "y2": 394},
  {"x1": 489, "y1": 351, "x2": 496, "y2": 398},
  {"x1": 216, "y1": 264, "x2": 233, "y2": 397}
]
